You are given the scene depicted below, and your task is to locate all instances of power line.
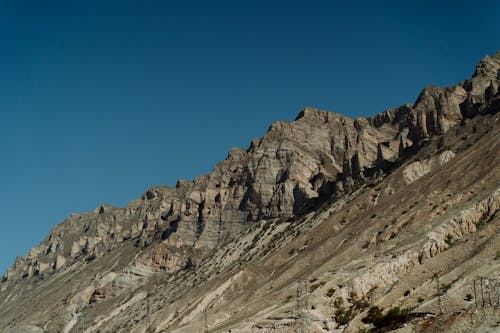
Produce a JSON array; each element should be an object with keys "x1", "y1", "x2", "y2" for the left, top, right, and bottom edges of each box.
[
  {"x1": 294, "y1": 278, "x2": 336, "y2": 333},
  {"x1": 474, "y1": 276, "x2": 499, "y2": 308}
]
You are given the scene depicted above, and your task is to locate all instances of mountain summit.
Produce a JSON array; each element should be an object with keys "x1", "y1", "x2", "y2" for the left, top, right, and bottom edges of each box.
[{"x1": 1, "y1": 52, "x2": 499, "y2": 333}]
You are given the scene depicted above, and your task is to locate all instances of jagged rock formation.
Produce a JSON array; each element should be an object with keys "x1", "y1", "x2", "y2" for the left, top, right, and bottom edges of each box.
[{"x1": 1, "y1": 51, "x2": 500, "y2": 333}]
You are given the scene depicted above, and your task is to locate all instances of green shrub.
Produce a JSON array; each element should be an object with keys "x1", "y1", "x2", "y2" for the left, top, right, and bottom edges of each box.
[
  {"x1": 464, "y1": 293, "x2": 473, "y2": 301},
  {"x1": 309, "y1": 280, "x2": 326, "y2": 292},
  {"x1": 352, "y1": 298, "x2": 370, "y2": 310},
  {"x1": 335, "y1": 306, "x2": 354, "y2": 326},
  {"x1": 362, "y1": 306, "x2": 414, "y2": 332},
  {"x1": 444, "y1": 234, "x2": 454, "y2": 246},
  {"x1": 326, "y1": 288, "x2": 336, "y2": 297},
  {"x1": 334, "y1": 297, "x2": 355, "y2": 326},
  {"x1": 440, "y1": 283, "x2": 451, "y2": 293},
  {"x1": 362, "y1": 306, "x2": 383, "y2": 324}
]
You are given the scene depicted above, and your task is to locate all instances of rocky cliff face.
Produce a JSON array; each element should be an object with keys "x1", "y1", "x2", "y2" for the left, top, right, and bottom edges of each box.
[
  {"x1": 1, "y1": 52, "x2": 500, "y2": 333},
  {"x1": 4, "y1": 51, "x2": 500, "y2": 287}
]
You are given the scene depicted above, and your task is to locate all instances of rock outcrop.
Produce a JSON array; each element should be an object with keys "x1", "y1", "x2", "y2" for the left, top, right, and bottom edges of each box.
[
  {"x1": 3, "y1": 52, "x2": 500, "y2": 287},
  {"x1": 1, "y1": 51, "x2": 500, "y2": 333}
]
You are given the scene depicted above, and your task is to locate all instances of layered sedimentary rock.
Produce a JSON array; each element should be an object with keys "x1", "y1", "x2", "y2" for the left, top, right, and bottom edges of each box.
[{"x1": 3, "y1": 51, "x2": 500, "y2": 292}]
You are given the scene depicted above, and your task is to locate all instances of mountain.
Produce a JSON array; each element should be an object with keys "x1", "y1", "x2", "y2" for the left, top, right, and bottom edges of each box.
[{"x1": 1, "y1": 52, "x2": 499, "y2": 333}]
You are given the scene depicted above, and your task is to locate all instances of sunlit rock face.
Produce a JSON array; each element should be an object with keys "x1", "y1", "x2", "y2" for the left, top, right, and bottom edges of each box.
[
  {"x1": 4, "y1": 52, "x2": 500, "y2": 284},
  {"x1": 1, "y1": 51, "x2": 500, "y2": 333}
]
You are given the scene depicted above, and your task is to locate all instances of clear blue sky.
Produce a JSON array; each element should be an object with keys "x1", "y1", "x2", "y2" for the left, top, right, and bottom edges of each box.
[{"x1": 1, "y1": 0, "x2": 499, "y2": 274}]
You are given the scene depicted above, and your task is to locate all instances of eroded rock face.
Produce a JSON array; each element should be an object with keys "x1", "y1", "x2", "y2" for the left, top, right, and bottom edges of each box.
[
  {"x1": 403, "y1": 150, "x2": 456, "y2": 184},
  {"x1": 3, "y1": 51, "x2": 500, "y2": 286},
  {"x1": 347, "y1": 187, "x2": 500, "y2": 300},
  {"x1": 1, "y1": 51, "x2": 500, "y2": 333}
]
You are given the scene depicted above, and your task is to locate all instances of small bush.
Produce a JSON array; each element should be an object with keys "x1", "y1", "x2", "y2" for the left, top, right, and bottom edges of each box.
[
  {"x1": 334, "y1": 297, "x2": 355, "y2": 326},
  {"x1": 309, "y1": 280, "x2": 326, "y2": 292},
  {"x1": 362, "y1": 306, "x2": 383, "y2": 324},
  {"x1": 353, "y1": 299, "x2": 370, "y2": 310},
  {"x1": 440, "y1": 283, "x2": 451, "y2": 294},
  {"x1": 464, "y1": 293, "x2": 473, "y2": 301},
  {"x1": 403, "y1": 290, "x2": 410, "y2": 297},
  {"x1": 335, "y1": 307, "x2": 354, "y2": 326},
  {"x1": 477, "y1": 210, "x2": 490, "y2": 227},
  {"x1": 417, "y1": 297, "x2": 424, "y2": 303},
  {"x1": 362, "y1": 306, "x2": 414, "y2": 332},
  {"x1": 326, "y1": 288, "x2": 336, "y2": 297},
  {"x1": 309, "y1": 283, "x2": 320, "y2": 292},
  {"x1": 444, "y1": 234, "x2": 454, "y2": 246}
]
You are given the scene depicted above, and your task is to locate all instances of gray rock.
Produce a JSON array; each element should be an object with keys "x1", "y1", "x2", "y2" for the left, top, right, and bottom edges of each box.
[{"x1": 2, "y1": 50, "x2": 500, "y2": 287}]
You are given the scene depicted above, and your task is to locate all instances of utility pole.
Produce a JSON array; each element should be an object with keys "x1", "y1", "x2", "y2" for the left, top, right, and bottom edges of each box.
[
  {"x1": 374, "y1": 239, "x2": 380, "y2": 259},
  {"x1": 474, "y1": 277, "x2": 486, "y2": 308},
  {"x1": 474, "y1": 278, "x2": 479, "y2": 308},
  {"x1": 293, "y1": 277, "x2": 338, "y2": 332},
  {"x1": 146, "y1": 297, "x2": 151, "y2": 333},
  {"x1": 480, "y1": 277, "x2": 485, "y2": 307},
  {"x1": 434, "y1": 272, "x2": 443, "y2": 314},
  {"x1": 473, "y1": 277, "x2": 500, "y2": 308},
  {"x1": 76, "y1": 296, "x2": 85, "y2": 333},
  {"x1": 480, "y1": 276, "x2": 493, "y2": 307},
  {"x1": 296, "y1": 278, "x2": 309, "y2": 333},
  {"x1": 204, "y1": 309, "x2": 208, "y2": 333},
  {"x1": 495, "y1": 279, "x2": 500, "y2": 307},
  {"x1": 484, "y1": 278, "x2": 491, "y2": 306}
]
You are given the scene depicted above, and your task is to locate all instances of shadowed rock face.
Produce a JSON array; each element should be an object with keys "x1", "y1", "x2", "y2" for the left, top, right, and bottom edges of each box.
[{"x1": 3, "y1": 52, "x2": 500, "y2": 286}]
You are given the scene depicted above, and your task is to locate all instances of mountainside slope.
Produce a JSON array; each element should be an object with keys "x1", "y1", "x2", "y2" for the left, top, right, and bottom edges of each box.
[{"x1": 1, "y1": 52, "x2": 500, "y2": 333}]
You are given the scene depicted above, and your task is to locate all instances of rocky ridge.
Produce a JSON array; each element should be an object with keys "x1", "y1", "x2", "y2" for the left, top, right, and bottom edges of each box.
[{"x1": 1, "y1": 51, "x2": 500, "y2": 333}]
